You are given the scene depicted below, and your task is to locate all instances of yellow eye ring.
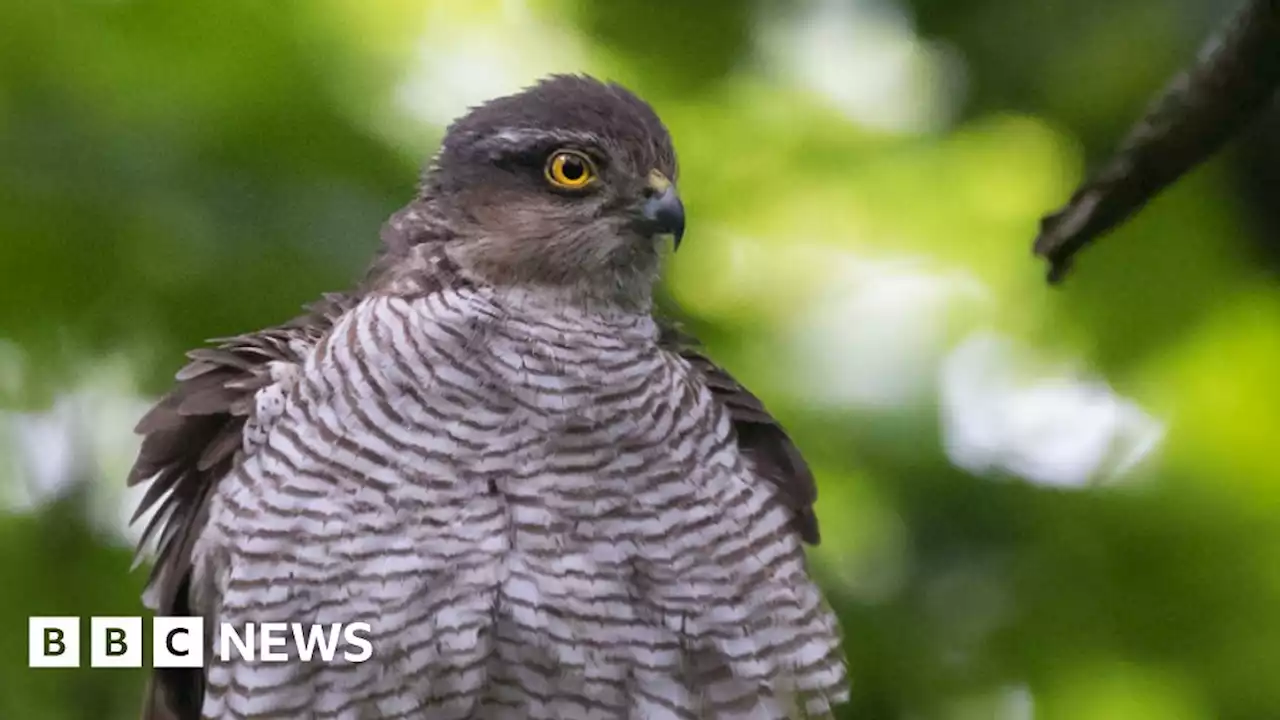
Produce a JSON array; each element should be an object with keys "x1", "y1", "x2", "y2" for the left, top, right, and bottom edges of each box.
[{"x1": 545, "y1": 150, "x2": 596, "y2": 189}]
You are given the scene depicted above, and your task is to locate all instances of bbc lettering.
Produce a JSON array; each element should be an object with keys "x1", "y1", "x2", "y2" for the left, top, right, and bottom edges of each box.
[
  {"x1": 28, "y1": 617, "x2": 372, "y2": 668},
  {"x1": 155, "y1": 616, "x2": 204, "y2": 667},
  {"x1": 28, "y1": 617, "x2": 79, "y2": 668}
]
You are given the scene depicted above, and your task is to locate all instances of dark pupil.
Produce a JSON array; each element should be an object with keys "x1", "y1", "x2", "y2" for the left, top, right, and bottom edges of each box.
[{"x1": 560, "y1": 156, "x2": 584, "y2": 180}]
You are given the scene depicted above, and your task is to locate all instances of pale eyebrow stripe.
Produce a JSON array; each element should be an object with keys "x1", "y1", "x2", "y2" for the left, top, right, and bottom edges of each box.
[{"x1": 474, "y1": 128, "x2": 606, "y2": 157}]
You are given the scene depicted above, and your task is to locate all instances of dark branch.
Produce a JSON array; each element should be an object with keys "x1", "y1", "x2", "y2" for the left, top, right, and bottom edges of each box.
[{"x1": 1033, "y1": 0, "x2": 1280, "y2": 283}]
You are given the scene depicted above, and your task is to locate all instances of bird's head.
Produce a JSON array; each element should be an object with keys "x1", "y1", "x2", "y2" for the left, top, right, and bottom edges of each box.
[{"x1": 411, "y1": 74, "x2": 683, "y2": 308}]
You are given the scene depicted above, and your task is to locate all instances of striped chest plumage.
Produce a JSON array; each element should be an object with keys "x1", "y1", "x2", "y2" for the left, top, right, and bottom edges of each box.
[{"x1": 191, "y1": 285, "x2": 843, "y2": 720}]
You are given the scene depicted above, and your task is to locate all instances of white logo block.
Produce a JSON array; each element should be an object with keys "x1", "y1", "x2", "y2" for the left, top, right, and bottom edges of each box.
[
  {"x1": 29, "y1": 617, "x2": 80, "y2": 667},
  {"x1": 153, "y1": 617, "x2": 205, "y2": 668},
  {"x1": 90, "y1": 616, "x2": 142, "y2": 668}
]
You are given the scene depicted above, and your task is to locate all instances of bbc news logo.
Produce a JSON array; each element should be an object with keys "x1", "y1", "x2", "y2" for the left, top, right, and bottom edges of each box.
[{"x1": 29, "y1": 617, "x2": 372, "y2": 668}]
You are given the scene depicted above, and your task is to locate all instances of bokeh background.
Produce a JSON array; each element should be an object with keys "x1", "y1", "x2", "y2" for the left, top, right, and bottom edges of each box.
[{"x1": 3, "y1": 0, "x2": 1278, "y2": 717}]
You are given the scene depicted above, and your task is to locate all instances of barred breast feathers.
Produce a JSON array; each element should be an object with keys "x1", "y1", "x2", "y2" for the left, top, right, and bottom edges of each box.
[
  {"x1": 658, "y1": 321, "x2": 820, "y2": 545},
  {"x1": 128, "y1": 290, "x2": 371, "y2": 720},
  {"x1": 126, "y1": 245, "x2": 482, "y2": 720},
  {"x1": 126, "y1": 240, "x2": 836, "y2": 720}
]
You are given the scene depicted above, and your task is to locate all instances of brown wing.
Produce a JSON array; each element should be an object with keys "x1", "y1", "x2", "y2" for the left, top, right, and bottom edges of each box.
[
  {"x1": 659, "y1": 322, "x2": 821, "y2": 545},
  {"x1": 128, "y1": 292, "x2": 358, "y2": 720}
]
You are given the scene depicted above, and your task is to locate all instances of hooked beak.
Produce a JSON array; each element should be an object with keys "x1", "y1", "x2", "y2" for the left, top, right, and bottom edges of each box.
[{"x1": 638, "y1": 169, "x2": 685, "y2": 249}]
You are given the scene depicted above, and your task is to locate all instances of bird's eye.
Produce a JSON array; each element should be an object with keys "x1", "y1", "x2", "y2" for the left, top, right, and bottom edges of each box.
[{"x1": 545, "y1": 150, "x2": 596, "y2": 190}]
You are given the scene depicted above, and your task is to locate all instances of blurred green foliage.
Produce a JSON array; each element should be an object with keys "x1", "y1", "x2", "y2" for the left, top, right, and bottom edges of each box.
[{"x1": 3, "y1": 0, "x2": 1278, "y2": 718}]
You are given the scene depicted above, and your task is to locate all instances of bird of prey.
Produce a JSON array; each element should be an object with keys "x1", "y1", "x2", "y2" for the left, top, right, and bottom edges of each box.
[{"x1": 128, "y1": 75, "x2": 848, "y2": 720}]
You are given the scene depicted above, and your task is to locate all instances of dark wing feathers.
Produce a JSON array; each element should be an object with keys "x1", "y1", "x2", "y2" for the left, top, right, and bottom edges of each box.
[
  {"x1": 129, "y1": 292, "x2": 359, "y2": 720},
  {"x1": 659, "y1": 322, "x2": 821, "y2": 545},
  {"x1": 131, "y1": 291, "x2": 358, "y2": 602}
]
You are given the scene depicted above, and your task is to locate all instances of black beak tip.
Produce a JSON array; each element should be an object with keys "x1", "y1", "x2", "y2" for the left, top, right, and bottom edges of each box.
[{"x1": 641, "y1": 189, "x2": 686, "y2": 250}]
